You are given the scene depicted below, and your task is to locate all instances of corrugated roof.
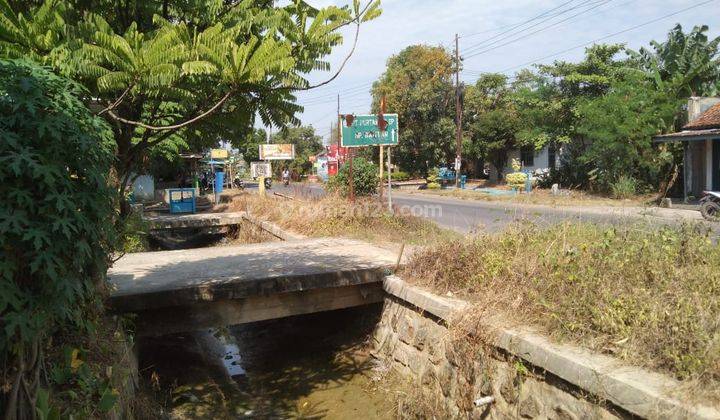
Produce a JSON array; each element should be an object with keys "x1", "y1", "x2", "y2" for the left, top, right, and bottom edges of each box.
[{"x1": 684, "y1": 102, "x2": 720, "y2": 130}]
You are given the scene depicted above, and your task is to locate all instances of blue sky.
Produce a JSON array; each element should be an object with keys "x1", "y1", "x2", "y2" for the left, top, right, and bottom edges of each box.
[{"x1": 286, "y1": 0, "x2": 719, "y2": 143}]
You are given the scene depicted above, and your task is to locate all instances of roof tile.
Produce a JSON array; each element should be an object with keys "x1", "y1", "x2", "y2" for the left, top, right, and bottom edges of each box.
[{"x1": 684, "y1": 102, "x2": 720, "y2": 130}]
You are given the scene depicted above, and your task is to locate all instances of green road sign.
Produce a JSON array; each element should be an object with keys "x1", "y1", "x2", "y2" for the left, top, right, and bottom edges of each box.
[{"x1": 340, "y1": 114, "x2": 399, "y2": 147}]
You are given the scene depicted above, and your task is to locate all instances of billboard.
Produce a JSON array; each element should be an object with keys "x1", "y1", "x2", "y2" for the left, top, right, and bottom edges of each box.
[
  {"x1": 251, "y1": 162, "x2": 272, "y2": 178},
  {"x1": 210, "y1": 148, "x2": 228, "y2": 159},
  {"x1": 259, "y1": 144, "x2": 295, "y2": 160}
]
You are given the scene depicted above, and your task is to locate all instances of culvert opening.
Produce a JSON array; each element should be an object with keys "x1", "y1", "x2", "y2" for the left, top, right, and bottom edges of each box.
[{"x1": 136, "y1": 303, "x2": 394, "y2": 419}]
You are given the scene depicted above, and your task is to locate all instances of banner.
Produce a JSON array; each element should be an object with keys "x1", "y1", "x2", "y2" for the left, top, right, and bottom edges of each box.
[
  {"x1": 251, "y1": 162, "x2": 272, "y2": 178},
  {"x1": 210, "y1": 148, "x2": 228, "y2": 159},
  {"x1": 259, "y1": 144, "x2": 295, "y2": 160}
]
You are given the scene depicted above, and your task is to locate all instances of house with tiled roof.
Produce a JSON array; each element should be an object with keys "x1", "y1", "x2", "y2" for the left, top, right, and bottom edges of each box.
[{"x1": 654, "y1": 97, "x2": 720, "y2": 200}]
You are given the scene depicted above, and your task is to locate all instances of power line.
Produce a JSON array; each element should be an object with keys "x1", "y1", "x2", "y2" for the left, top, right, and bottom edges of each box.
[
  {"x1": 461, "y1": 0, "x2": 587, "y2": 54},
  {"x1": 497, "y1": 0, "x2": 718, "y2": 73},
  {"x1": 464, "y1": 0, "x2": 612, "y2": 59},
  {"x1": 298, "y1": 82, "x2": 373, "y2": 104}
]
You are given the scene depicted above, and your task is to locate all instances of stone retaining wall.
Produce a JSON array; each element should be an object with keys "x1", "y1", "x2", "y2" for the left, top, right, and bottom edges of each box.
[
  {"x1": 372, "y1": 297, "x2": 623, "y2": 419},
  {"x1": 373, "y1": 276, "x2": 720, "y2": 419}
]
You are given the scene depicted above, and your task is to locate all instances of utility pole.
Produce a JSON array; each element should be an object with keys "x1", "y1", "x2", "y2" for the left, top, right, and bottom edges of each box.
[{"x1": 454, "y1": 33, "x2": 462, "y2": 188}]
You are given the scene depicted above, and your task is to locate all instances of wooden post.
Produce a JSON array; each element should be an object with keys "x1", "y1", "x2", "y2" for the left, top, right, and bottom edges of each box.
[
  {"x1": 387, "y1": 146, "x2": 392, "y2": 212},
  {"x1": 379, "y1": 145, "x2": 384, "y2": 199}
]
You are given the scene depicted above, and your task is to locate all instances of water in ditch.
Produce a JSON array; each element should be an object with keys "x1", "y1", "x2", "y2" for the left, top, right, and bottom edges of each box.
[{"x1": 138, "y1": 304, "x2": 395, "y2": 419}]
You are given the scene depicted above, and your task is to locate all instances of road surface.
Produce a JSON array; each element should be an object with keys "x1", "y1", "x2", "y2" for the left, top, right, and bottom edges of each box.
[{"x1": 249, "y1": 182, "x2": 707, "y2": 234}]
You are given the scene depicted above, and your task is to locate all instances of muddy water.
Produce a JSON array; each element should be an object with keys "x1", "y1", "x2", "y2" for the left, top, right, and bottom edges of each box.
[{"x1": 138, "y1": 304, "x2": 394, "y2": 419}]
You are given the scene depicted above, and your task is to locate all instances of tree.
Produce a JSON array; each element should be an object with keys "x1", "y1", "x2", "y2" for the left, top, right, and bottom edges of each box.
[
  {"x1": 0, "y1": 59, "x2": 116, "y2": 419},
  {"x1": 463, "y1": 73, "x2": 521, "y2": 180},
  {"x1": 0, "y1": 0, "x2": 382, "y2": 209},
  {"x1": 271, "y1": 126, "x2": 324, "y2": 176},
  {"x1": 242, "y1": 128, "x2": 266, "y2": 165},
  {"x1": 631, "y1": 24, "x2": 720, "y2": 98},
  {"x1": 576, "y1": 70, "x2": 680, "y2": 190},
  {"x1": 371, "y1": 45, "x2": 455, "y2": 175}
]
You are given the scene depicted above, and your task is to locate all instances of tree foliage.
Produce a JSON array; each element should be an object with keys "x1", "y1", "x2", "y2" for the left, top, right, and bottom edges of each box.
[
  {"x1": 371, "y1": 45, "x2": 455, "y2": 175},
  {"x1": 0, "y1": 59, "x2": 116, "y2": 418},
  {"x1": 0, "y1": 0, "x2": 382, "y2": 199}
]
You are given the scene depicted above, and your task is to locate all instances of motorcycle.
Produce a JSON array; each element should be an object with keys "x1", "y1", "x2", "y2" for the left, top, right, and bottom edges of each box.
[
  {"x1": 233, "y1": 175, "x2": 244, "y2": 190},
  {"x1": 699, "y1": 191, "x2": 720, "y2": 221}
]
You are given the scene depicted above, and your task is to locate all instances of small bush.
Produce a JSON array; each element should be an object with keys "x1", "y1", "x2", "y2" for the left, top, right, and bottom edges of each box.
[
  {"x1": 387, "y1": 170, "x2": 410, "y2": 182},
  {"x1": 327, "y1": 157, "x2": 378, "y2": 197},
  {"x1": 427, "y1": 182, "x2": 441, "y2": 189},
  {"x1": 505, "y1": 172, "x2": 527, "y2": 190},
  {"x1": 610, "y1": 175, "x2": 637, "y2": 199}
]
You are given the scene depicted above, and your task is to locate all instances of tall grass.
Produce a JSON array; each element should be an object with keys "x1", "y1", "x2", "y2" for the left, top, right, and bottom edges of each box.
[
  {"x1": 404, "y1": 221, "x2": 720, "y2": 388},
  {"x1": 228, "y1": 194, "x2": 458, "y2": 245}
]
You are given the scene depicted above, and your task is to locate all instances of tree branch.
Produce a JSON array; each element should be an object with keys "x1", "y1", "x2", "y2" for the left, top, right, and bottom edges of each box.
[
  {"x1": 97, "y1": 85, "x2": 133, "y2": 115},
  {"x1": 107, "y1": 90, "x2": 234, "y2": 131},
  {"x1": 277, "y1": 21, "x2": 360, "y2": 92}
]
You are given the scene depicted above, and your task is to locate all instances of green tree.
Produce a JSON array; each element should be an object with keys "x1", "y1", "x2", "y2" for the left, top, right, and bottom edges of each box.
[
  {"x1": 271, "y1": 126, "x2": 324, "y2": 176},
  {"x1": 463, "y1": 73, "x2": 520, "y2": 180},
  {"x1": 371, "y1": 45, "x2": 455, "y2": 175},
  {"x1": 576, "y1": 70, "x2": 680, "y2": 190},
  {"x1": 0, "y1": 59, "x2": 116, "y2": 418},
  {"x1": 0, "y1": 0, "x2": 382, "y2": 208},
  {"x1": 242, "y1": 128, "x2": 267, "y2": 165},
  {"x1": 631, "y1": 24, "x2": 720, "y2": 98}
]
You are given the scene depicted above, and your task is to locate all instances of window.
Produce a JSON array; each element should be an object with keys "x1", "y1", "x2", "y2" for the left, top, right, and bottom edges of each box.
[{"x1": 520, "y1": 147, "x2": 535, "y2": 167}]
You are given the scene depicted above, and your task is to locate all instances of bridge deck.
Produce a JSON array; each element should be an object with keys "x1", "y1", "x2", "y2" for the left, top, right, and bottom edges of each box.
[
  {"x1": 108, "y1": 238, "x2": 397, "y2": 313},
  {"x1": 143, "y1": 211, "x2": 247, "y2": 230}
]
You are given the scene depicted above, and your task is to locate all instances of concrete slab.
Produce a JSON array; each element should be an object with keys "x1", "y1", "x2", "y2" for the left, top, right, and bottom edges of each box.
[
  {"x1": 108, "y1": 238, "x2": 397, "y2": 312},
  {"x1": 144, "y1": 211, "x2": 247, "y2": 230}
]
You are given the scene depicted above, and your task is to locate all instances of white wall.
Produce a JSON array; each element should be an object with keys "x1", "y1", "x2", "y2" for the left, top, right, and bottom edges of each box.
[{"x1": 501, "y1": 145, "x2": 552, "y2": 175}]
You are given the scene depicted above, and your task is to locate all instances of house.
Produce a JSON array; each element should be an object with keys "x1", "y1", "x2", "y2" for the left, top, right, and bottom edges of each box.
[
  {"x1": 654, "y1": 97, "x2": 720, "y2": 200},
  {"x1": 489, "y1": 144, "x2": 558, "y2": 182}
]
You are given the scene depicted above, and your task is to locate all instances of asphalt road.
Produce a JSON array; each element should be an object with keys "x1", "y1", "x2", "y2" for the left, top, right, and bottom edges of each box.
[{"x1": 249, "y1": 182, "x2": 643, "y2": 233}]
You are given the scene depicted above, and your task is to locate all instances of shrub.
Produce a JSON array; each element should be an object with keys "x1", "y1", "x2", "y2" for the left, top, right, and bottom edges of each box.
[
  {"x1": 406, "y1": 222, "x2": 720, "y2": 386},
  {"x1": 0, "y1": 60, "x2": 116, "y2": 416},
  {"x1": 327, "y1": 157, "x2": 378, "y2": 197},
  {"x1": 427, "y1": 182, "x2": 441, "y2": 189},
  {"x1": 505, "y1": 172, "x2": 527, "y2": 190},
  {"x1": 610, "y1": 175, "x2": 637, "y2": 199},
  {"x1": 388, "y1": 171, "x2": 410, "y2": 182}
]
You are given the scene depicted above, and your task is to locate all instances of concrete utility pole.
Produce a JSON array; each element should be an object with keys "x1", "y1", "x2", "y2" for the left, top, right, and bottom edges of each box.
[{"x1": 454, "y1": 33, "x2": 462, "y2": 188}]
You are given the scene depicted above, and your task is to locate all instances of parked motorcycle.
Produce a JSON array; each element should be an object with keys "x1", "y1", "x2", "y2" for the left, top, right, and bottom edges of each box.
[{"x1": 699, "y1": 191, "x2": 720, "y2": 221}]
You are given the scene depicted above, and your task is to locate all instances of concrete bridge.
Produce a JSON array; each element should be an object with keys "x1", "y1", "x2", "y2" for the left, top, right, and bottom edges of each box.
[{"x1": 108, "y1": 238, "x2": 396, "y2": 336}]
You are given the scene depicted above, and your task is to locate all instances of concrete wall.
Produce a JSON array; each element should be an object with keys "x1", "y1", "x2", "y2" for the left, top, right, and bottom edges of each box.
[
  {"x1": 688, "y1": 97, "x2": 720, "y2": 122},
  {"x1": 372, "y1": 298, "x2": 622, "y2": 419},
  {"x1": 490, "y1": 146, "x2": 553, "y2": 181},
  {"x1": 373, "y1": 276, "x2": 720, "y2": 419}
]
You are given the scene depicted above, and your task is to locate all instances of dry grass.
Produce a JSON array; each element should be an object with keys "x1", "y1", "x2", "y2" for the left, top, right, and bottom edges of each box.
[
  {"x1": 227, "y1": 193, "x2": 459, "y2": 245},
  {"x1": 403, "y1": 221, "x2": 720, "y2": 393},
  {"x1": 412, "y1": 186, "x2": 655, "y2": 208}
]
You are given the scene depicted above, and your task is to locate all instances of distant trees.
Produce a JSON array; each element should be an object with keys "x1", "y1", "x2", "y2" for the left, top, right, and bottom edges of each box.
[
  {"x1": 371, "y1": 45, "x2": 456, "y2": 175},
  {"x1": 374, "y1": 24, "x2": 719, "y2": 194}
]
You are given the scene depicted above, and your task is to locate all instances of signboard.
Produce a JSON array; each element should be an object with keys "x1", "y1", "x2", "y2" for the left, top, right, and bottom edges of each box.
[
  {"x1": 251, "y1": 161, "x2": 272, "y2": 178},
  {"x1": 340, "y1": 114, "x2": 399, "y2": 147},
  {"x1": 210, "y1": 148, "x2": 228, "y2": 159},
  {"x1": 259, "y1": 144, "x2": 295, "y2": 160}
]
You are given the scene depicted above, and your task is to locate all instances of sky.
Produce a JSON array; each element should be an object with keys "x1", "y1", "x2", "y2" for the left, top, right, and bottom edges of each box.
[{"x1": 284, "y1": 0, "x2": 719, "y2": 143}]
